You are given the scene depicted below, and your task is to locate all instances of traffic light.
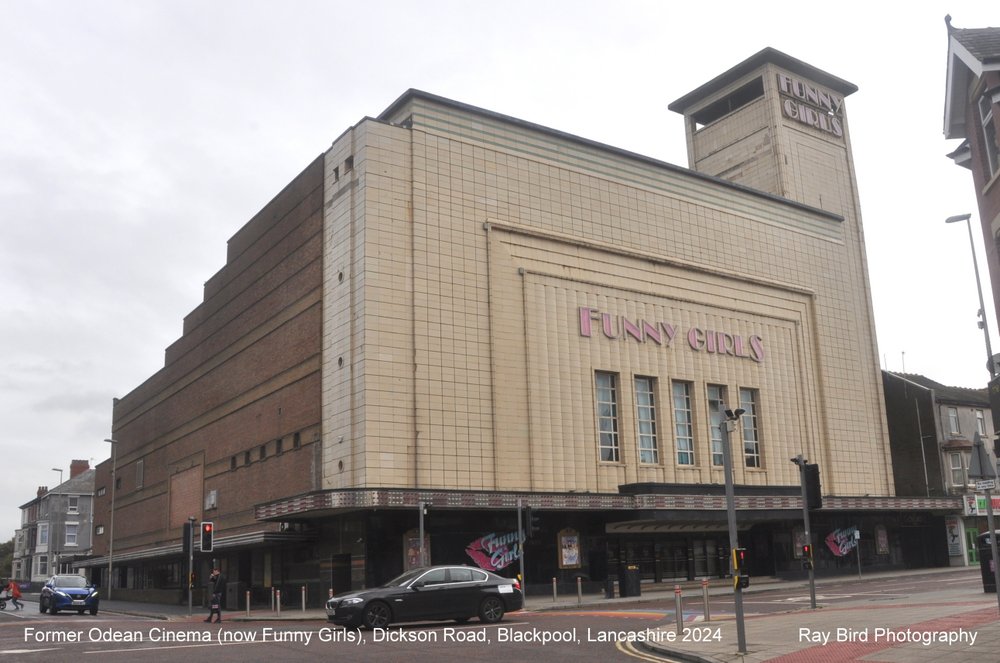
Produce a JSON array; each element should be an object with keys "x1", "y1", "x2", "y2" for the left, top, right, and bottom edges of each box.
[
  {"x1": 732, "y1": 547, "x2": 746, "y2": 572},
  {"x1": 200, "y1": 521, "x2": 214, "y2": 552},
  {"x1": 182, "y1": 521, "x2": 192, "y2": 555},
  {"x1": 734, "y1": 575, "x2": 750, "y2": 589},
  {"x1": 523, "y1": 507, "x2": 542, "y2": 540},
  {"x1": 802, "y1": 543, "x2": 813, "y2": 570},
  {"x1": 804, "y1": 463, "x2": 822, "y2": 509}
]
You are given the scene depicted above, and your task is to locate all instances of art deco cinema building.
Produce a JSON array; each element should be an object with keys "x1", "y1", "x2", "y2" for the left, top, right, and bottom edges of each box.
[{"x1": 86, "y1": 49, "x2": 959, "y2": 602}]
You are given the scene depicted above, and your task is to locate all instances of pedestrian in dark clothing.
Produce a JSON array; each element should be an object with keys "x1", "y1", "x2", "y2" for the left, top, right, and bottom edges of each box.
[{"x1": 205, "y1": 568, "x2": 225, "y2": 623}]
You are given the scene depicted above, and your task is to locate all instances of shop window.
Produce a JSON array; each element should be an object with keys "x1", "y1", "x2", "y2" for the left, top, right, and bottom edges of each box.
[
  {"x1": 672, "y1": 381, "x2": 695, "y2": 466},
  {"x1": 707, "y1": 384, "x2": 727, "y2": 467},
  {"x1": 634, "y1": 376, "x2": 659, "y2": 464},
  {"x1": 595, "y1": 372, "x2": 620, "y2": 462},
  {"x1": 979, "y1": 94, "x2": 999, "y2": 177},
  {"x1": 739, "y1": 388, "x2": 762, "y2": 468}
]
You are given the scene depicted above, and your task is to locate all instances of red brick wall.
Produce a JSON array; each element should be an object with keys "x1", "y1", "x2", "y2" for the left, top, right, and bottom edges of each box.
[
  {"x1": 97, "y1": 156, "x2": 325, "y2": 555},
  {"x1": 964, "y1": 72, "x2": 1000, "y2": 327}
]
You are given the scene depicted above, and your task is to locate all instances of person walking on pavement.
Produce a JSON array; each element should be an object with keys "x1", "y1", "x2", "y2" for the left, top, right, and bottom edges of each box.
[
  {"x1": 5, "y1": 579, "x2": 23, "y2": 610},
  {"x1": 205, "y1": 567, "x2": 225, "y2": 623}
]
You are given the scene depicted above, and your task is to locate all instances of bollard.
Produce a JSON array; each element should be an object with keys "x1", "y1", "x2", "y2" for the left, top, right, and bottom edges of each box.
[
  {"x1": 552, "y1": 578, "x2": 557, "y2": 602},
  {"x1": 674, "y1": 585, "x2": 684, "y2": 636},
  {"x1": 702, "y1": 578, "x2": 711, "y2": 622},
  {"x1": 245, "y1": 590, "x2": 251, "y2": 617},
  {"x1": 577, "y1": 577, "x2": 583, "y2": 604},
  {"x1": 271, "y1": 586, "x2": 276, "y2": 612},
  {"x1": 302, "y1": 585, "x2": 307, "y2": 612},
  {"x1": 277, "y1": 589, "x2": 282, "y2": 614}
]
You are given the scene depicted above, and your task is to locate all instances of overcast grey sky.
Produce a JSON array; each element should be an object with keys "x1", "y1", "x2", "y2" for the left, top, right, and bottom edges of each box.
[{"x1": 2, "y1": 1, "x2": 996, "y2": 541}]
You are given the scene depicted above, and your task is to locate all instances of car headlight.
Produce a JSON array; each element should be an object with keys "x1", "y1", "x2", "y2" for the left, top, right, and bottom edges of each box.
[
  {"x1": 341, "y1": 597, "x2": 363, "y2": 605},
  {"x1": 89, "y1": 591, "x2": 99, "y2": 599}
]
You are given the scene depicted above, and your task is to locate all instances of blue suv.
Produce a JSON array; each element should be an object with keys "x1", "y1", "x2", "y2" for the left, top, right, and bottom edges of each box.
[{"x1": 39, "y1": 575, "x2": 99, "y2": 616}]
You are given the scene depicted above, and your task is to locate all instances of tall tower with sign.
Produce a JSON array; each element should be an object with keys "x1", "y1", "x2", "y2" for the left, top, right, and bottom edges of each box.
[
  {"x1": 669, "y1": 47, "x2": 860, "y2": 217},
  {"x1": 669, "y1": 48, "x2": 890, "y2": 495}
]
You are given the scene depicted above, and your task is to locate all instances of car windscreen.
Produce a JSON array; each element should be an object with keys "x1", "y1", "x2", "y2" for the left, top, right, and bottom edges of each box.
[
  {"x1": 54, "y1": 576, "x2": 89, "y2": 588},
  {"x1": 382, "y1": 569, "x2": 424, "y2": 587}
]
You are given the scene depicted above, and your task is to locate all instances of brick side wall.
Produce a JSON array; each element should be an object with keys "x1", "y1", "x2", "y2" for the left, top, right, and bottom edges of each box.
[{"x1": 99, "y1": 157, "x2": 325, "y2": 556}]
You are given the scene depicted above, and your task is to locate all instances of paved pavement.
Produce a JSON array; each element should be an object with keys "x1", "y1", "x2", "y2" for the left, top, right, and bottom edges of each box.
[
  {"x1": 21, "y1": 566, "x2": 998, "y2": 661},
  {"x1": 635, "y1": 567, "x2": 998, "y2": 663}
]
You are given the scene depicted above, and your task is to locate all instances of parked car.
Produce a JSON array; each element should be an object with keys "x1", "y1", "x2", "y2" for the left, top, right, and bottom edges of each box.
[
  {"x1": 39, "y1": 575, "x2": 100, "y2": 615},
  {"x1": 326, "y1": 565, "x2": 522, "y2": 629}
]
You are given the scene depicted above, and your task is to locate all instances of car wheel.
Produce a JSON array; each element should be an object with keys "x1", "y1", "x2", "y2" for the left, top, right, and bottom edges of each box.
[
  {"x1": 478, "y1": 596, "x2": 505, "y2": 623},
  {"x1": 90, "y1": 609, "x2": 98, "y2": 616},
  {"x1": 49, "y1": 603, "x2": 59, "y2": 615},
  {"x1": 361, "y1": 601, "x2": 391, "y2": 629}
]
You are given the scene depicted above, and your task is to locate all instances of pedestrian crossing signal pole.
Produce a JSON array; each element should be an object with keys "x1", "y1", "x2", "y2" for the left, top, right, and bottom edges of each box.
[
  {"x1": 792, "y1": 454, "x2": 817, "y2": 609},
  {"x1": 969, "y1": 433, "x2": 1000, "y2": 615},
  {"x1": 719, "y1": 405, "x2": 747, "y2": 654},
  {"x1": 517, "y1": 498, "x2": 526, "y2": 609},
  {"x1": 186, "y1": 516, "x2": 195, "y2": 616}
]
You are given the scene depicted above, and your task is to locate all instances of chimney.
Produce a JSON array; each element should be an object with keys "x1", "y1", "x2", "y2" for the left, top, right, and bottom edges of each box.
[
  {"x1": 70, "y1": 459, "x2": 90, "y2": 478},
  {"x1": 37, "y1": 486, "x2": 48, "y2": 497}
]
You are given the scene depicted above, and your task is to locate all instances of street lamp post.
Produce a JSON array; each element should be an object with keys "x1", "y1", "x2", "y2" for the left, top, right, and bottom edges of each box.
[
  {"x1": 104, "y1": 438, "x2": 117, "y2": 600},
  {"x1": 946, "y1": 214, "x2": 1000, "y2": 613},
  {"x1": 945, "y1": 213, "x2": 996, "y2": 378},
  {"x1": 719, "y1": 405, "x2": 747, "y2": 654},
  {"x1": 51, "y1": 467, "x2": 63, "y2": 574}
]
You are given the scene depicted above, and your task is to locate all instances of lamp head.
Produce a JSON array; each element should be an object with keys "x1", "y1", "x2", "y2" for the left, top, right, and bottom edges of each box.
[
  {"x1": 945, "y1": 213, "x2": 972, "y2": 224},
  {"x1": 724, "y1": 408, "x2": 745, "y2": 420}
]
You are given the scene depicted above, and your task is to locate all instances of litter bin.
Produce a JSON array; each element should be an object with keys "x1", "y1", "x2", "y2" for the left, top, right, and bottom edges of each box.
[
  {"x1": 604, "y1": 577, "x2": 615, "y2": 599},
  {"x1": 620, "y1": 564, "x2": 642, "y2": 598},
  {"x1": 978, "y1": 532, "x2": 999, "y2": 593}
]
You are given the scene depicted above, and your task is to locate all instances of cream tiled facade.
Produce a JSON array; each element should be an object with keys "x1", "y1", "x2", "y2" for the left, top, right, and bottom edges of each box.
[
  {"x1": 321, "y1": 48, "x2": 893, "y2": 501},
  {"x1": 86, "y1": 49, "x2": 963, "y2": 599}
]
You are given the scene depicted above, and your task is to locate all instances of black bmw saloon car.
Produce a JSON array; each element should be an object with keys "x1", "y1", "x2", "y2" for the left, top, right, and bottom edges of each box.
[{"x1": 326, "y1": 565, "x2": 523, "y2": 629}]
